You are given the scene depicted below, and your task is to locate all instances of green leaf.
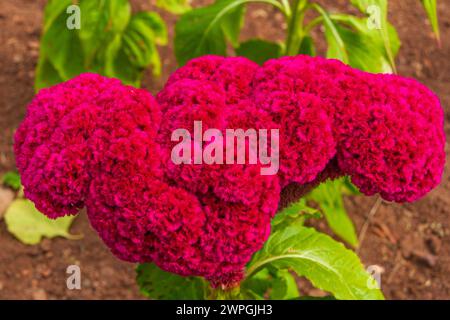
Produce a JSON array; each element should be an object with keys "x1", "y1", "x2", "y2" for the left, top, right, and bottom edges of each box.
[
  {"x1": 36, "y1": 1, "x2": 167, "y2": 88},
  {"x1": 42, "y1": 0, "x2": 72, "y2": 32},
  {"x1": 136, "y1": 263, "x2": 208, "y2": 300},
  {"x1": 246, "y1": 225, "x2": 384, "y2": 300},
  {"x1": 174, "y1": 0, "x2": 285, "y2": 65},
  {"x1": 40, "y1": 10, "x2": 85, "y2": 80},
  {"x1": 2, "y1": 171, "x2": 22, "y2": 191},
  {"x1": 421, "y1": 0, "x2": 440, "y2": 45},
  {"x1": 241, "y1": 268, "x2": 299, "y2": 300},
  {"x1": 35, "y1": 56, "x2": 64, "y2": 91},
  {"x1": 235, "y1": 39, "x2": 283, "y2": 65},
  {"x1": 108, "y1": 12, "x2": 167, "y2": 81},
  {"x1": 298, "y1": 36, "x2": 316, "y2": 56},
  {"x1": 327, "y1": 14, "x2": 400, "y2": 73},
  {"x1": 272, "y1": 198, "x2": 321, "y2": 231},
  {"x1": 270, "y1": 269, "x2": 299, "y2": 300},
  {"x1": 220, "y1": 1, "x2": 245, "y2": 48},
  {"x1": 78, "y1": 0, "x2": 130, "y2": 69},
  {"x1": 156, "y1": 0, "x2": 192, "y2": 15},
  {"x1": 307, "y1": 179, "x2": 359, "y2": 247},
  {"x1": 312, "y1": 3, "x2": 348, "y2": 63},
  {"x1": 326, "y1": 16, "x2": 398, "y2": 73},
  {"x1": 349, "y1": 0, "x2": 398, "y2": 72},
  {"x1": 342, "y1": 176, "x2": 360, "y2": 196},
  {"x1": 241, "y1": 268, "x2": 271, "y2": 299},
  {"x1": 174, "y1": 0, "x2": 231, "y2": 65},
  {"x1": 4, "y1": 199, "x2": 79, "y2": 245}
]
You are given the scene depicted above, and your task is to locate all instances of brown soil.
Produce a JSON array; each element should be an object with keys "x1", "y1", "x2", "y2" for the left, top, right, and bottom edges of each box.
[{"x1": 0, "y1": 0, "x2": 448, "y2": 299}]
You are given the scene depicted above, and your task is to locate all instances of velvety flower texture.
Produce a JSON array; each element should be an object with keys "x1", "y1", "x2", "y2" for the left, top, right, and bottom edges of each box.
[
  {"x1": 15, "y1": 55, "x2": 445, "y2": 287},
  {"x1": 254, "y1": 55, "x2": 445, "y2": 201}
]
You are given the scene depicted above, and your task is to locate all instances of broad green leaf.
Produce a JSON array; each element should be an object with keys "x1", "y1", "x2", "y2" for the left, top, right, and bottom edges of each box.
[
  {"x1": 241, "y1": 268, "x2": 271, "y2": 299},
  {"x1": 35, "y1": 56, "x2": 64, "y2": 91},
  {"x1": 246, "y1": 225, "x2": 384, "y2": 300},
  {"x1": 272, "y1": 198, "x2": 321, "y2": 231},
  {"x1": 298, "y1": 36, "x2": 316, "y2": 56},
  {"x1": 174, "y1": 0, "x2": 285, "y2": 65},
  {"x1": 349, "y1": 0, "x2": 398, "y2": 72},
  {"x1": 328, "y1": 14, "x2": 400, "y2": 73},
  {"x1": 42, "y1": 0, "x2": 71, "y2": 32},
  {"x1": 308, "y1": 179, "x2": 359, "y2": 247},
  {"x1": 4, "y1": 199, "x2": 79, "y2": 245},
  {"x1": 174, "y1": 0, "x2": 288, "y2": 65},
  {"x1": 421, "y1": 0, "x2": 440, "y2": 45},
  {"x1": 156, "y1": 0, "x2": 192, "y2": 15},
  {"x1": 241, "y1": 268, "x2": 299, "y2": 300},
  {"x1": 174, "y1": 0, "x2": 231, "y2": 65},
  {"x1": 108, "y1": 12, "x2": 167, "y2": 81},
  {"x1": 136, "y1": 263, "x2": 208, "y2": 300},
  {"x1": 270, "y1": 269, "x2": 299, "y2": 300},
  {"x1": 78, "y1": 0, "x2": 130, "y2": 69},
  {"x1": 36, "y1": 1, "x2": 167, "y2": 88},
  {"x1": 220, "y1": 1, "x2": 246, "y2": 48},
  {"x1": 40, "y1": 10, "x2": 85, "y2": 80},
  {"x1": 312, "y1": 3, "x2": 348, "y2": 63},
  {"x1": 235, "y1": 39, "x2": 283, "y2": 65},
  {"x1": 2, "y1": 171, "x2": 21, "y2": 191}
]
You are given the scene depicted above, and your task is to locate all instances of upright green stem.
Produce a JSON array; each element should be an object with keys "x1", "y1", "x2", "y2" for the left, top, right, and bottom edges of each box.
[{"x1": 285, "y1": 0, "x2": 307, "y2": 55}]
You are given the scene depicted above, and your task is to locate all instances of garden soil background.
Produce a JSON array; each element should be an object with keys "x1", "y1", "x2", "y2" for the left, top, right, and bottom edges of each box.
[{"x1": 0, "y1": 0, "x2": 449, "y2": 299}]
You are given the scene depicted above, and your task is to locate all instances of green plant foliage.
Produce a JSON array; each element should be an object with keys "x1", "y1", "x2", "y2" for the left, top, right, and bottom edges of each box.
[
  {"x1": 325, "y1": 14, "x2": 400, "y2": 73},
  {"x1": 298, "y1": 36, "x2": 316, "y2": 56},
  {"x1": 271, "y1": 198, "x2": 321, "y2": 231},
  {"x1": 36, "y1": 0, "x2": 167, "y2": 90},
  {"x1": 221, "y1": 2, "x2": 246, "y2": 48},
  {"x1": 2, "y1": 171, "x2": 21, "y2": 191},
  {"x1": 348, "y1": 0, "x2": 398, "y2": 72},
  {"x1": 174, "y1": 0, "x2": 246, "y2": 65},
  {"x1": 156, "y1": 0, "x2": 192, "y2": 15},
  {"x1": 241, "y1": 268, "x2": 299, "y2": 299},
  {"x1": 421, "y1": 0, "x2": 440, "y2": 45},
  {"x1": 136, "y1": 263, "x2": 208, "y2": 299},
  {"x1": 311, "y1": 3, "x2": 349, "y2": 62},
  {"x1": 307, "y1": 179, "x2": 359, "y2": 247},
  {"x1": 4, "y1": 199, "x2": 79, "y2": 245},
  {"x1": 246, "y1": 225, "x2": 384, "y2": 300},
  {"x1": 235, "y1": 39, "x2": 283, "y2": 64}
]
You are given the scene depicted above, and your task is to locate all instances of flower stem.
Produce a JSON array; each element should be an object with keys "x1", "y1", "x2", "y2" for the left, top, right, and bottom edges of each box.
[{"x1": 285, "y1": 0, "x2": 308, "y2": 55}]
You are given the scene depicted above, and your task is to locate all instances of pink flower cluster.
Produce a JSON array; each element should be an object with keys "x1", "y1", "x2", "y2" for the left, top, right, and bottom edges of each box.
[{"x1": 14, "y1": 55, "x2": 445, "y2": 286}]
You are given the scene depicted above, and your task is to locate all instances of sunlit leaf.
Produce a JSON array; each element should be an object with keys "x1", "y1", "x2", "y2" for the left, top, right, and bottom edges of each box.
[
  {"x1": 4, "y1": 199, "x2": 79, "y2": 245},
  {"x1": 308, "y1": 179, "x2": 359, "y2": 247},
  {"x1": 246, "y1": 225, "x2": 384, "y2": 300},
  {"x1": 156, "y1": 0, "x2": 191, "y2": 15}
]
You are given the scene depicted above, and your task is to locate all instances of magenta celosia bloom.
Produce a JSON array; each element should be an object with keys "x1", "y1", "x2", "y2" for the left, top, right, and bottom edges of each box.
[
  {"x1": 254, "y1": 55, "x2": 445, "y2": 201},
  {"x1": 14, "y1": 55, "x2": 445, "y2": 286}
]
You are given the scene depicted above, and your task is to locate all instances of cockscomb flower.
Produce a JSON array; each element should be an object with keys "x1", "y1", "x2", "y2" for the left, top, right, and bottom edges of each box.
[
  {"x1": 254, "y1": 55, "x2": 445, "y2": 201},
  {"x1": 14, "y1": 55, "x2": 445, "y2": 287}
]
